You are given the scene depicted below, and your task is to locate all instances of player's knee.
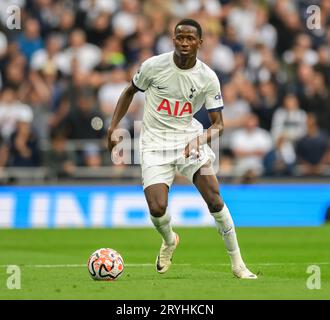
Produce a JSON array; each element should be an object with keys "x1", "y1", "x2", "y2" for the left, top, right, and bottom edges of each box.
[
  {"x1": 149, "y1": 201, "x2": 167, "y2": 217},
  {"x1": 207, "y1": 193, "x2": 224, "y2": 213}
]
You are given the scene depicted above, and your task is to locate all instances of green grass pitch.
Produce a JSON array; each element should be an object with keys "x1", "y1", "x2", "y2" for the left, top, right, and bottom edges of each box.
[{"x1": 0, "y1": 226, "x2": 329, "y2": 300}]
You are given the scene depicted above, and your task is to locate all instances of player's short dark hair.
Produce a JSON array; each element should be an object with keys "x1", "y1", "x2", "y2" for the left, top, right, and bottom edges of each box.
[{"x1": 175, "y1": 19, "x2": 202, "y2": 39}]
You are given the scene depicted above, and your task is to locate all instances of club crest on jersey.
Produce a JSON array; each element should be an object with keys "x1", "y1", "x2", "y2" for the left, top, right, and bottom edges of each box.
[
  {"x1": 157, "y1": 99, "x2": 192, "y2": 116},
  {"x1": 189, "y1": 86, "x2": 196, "y2": 99}
]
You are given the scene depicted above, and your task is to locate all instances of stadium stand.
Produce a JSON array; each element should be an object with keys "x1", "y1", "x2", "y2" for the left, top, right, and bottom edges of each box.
[{"x1": 0, "y1": 0, "x2": 330, "y2": 184}]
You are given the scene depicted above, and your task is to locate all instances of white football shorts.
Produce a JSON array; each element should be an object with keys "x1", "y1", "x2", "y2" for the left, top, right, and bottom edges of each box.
[{"x1": 140, "y1": 144, "x2": 216, "y2": 190}]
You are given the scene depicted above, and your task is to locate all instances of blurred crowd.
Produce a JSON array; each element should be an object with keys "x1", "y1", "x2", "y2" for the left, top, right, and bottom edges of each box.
[{"x1": 0, "y1": 0, "x2": 330, "y2": 181}]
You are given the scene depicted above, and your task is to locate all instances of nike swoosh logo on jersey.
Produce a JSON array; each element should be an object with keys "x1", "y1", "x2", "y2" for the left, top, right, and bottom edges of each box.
[{"x1": 156, "y1": 86, "x2": 167, "y2": 90}]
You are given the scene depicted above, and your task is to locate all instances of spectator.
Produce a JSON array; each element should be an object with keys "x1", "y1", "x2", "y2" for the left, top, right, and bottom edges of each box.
[
  {"x1": 144, "y1": 6, "x2": 169, "y2": 37},
  {"x1": 28, "y1": 0, "x2": 61, "y2": 37},
  {"x1": 46, "y1": 130, "x2": 76, "y2": 178},
  {"x1": 0, "y1": 87, "x2": 33, "y2": 141},
  {"x1": 0, "y1": 31, "x2": 8, "y2": 60},
  {"x1": 253, "y1": 81, "x2": 280, "y2": 131},
  {"x1": 227, "y1": 0, "x2": 258, "y2": 45},
  {"x1": 57, "y1": 29, "x2": 101, "y2": 75},
  {"x1": 283, "y1": 33, "x2": 319, "y2": 66},
  {"x1": 314, "y1": 45, "x2": 330, "y2": 86},
  {"x1": 247, "y1": 6, "x2": 278, "y2": 50},
  {"x1": 124, "y1": 28, "x2": 157, "y2": 64},
  {"x1": 63, "y1": 89, "x2": 105, "y2": 140},
  {"x1": 95, "y1": 36, "x2": 126, "y2": 72},
  {"x1": 231, "y1": 113, "x2": 273, "y2": 178},
  {"x1": 30, "y1": 34, "x2": 63, "y2": 74},
  {"x1": 246, "y1": 43, "x2": 281, "y2": 84},
  {"x1": 296, "y1": 113, "x2": 330, "y2": 176},
  {"x1": 79, "y1": 0, "x2": 117, "y2": 20},
  {"x1": 16, "y1": 18, "x2": 44, "y2": 63},
  {"x1": 199, "y1": 26, "x2": 235, "y2": 78},
  {"x1": 82, "y1": 142, "x2": 103, "y2": 168},
  {"x1": 155, "y1": 17, "x2": 179, "y2": 55},
  {"x1": 298, "y1": 71, "x2": 330, "y2": 134},
  {"x1": 52, "y1": 9, "x2": 76, "y2": 48},
  {"x1": 170, "y1": 0, "x2": 222, "y2": 18},
  {"x1": 88, "y1": 36, "x2": 127, "y2": 88},
  {"x1": 271, "y1": 93, "x2": 307, "y2": 144},
  {"x1": 112, "y1": 0, "x2": 140, "y2": 38},
  {"x1": 233, "y1": 75, "x2": 259, "y2": 109},
  {"x1": 221, "y1": 25, "x2": 244, "y2": 54},
  {"x1": 221, "y1": 83, "x2": 251, "y2": 148},
  {"x1": 0, "y1": 135, "x2": 9, "y2": 170},
  {"x1": 8, "y1": 120, "x2": 40, "y2": 167},
  {"x1": 85, "y1": 12, "x2": 113, "y2": 47},
  {"x1": 263, "y1": 135, "x2": 296, "y2": 176},
  {"x1": 48, "y1": 92, "x2": 71, "y2": 135},
  {"x1": 98, "y1": 66, "x2": 144, "y2": 131},
  {"x1": 294, "y1": 63, "x2": 315, "y2": 106},
  {"x1": 269, "y1": 0, "x2": 302, "y2": 56},
  {"x1": 2, "y1": 52, "x2": 27, "y2": 89}
]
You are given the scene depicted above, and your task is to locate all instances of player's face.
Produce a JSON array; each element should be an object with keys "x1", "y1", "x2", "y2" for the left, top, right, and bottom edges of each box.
[{"x1": 173, "y1": 25, "x2": 202, "y2": 58}]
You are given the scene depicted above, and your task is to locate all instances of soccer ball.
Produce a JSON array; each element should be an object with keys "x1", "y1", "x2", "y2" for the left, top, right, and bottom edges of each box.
[{"x1": 87, "y1": 248, "x2": 124, "y2": 281}]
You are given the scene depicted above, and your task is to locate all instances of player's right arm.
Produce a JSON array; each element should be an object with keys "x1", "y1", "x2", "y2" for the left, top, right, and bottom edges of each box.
[
  {"x1": 107, "y1": 58, "x2": 153, "y2": 153},
  {"x1": 107, "y1": 83, "x2": 139, "y2": 153}
]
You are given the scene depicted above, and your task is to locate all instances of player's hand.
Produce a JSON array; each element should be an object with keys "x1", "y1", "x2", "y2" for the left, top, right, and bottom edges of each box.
[
  {"x1": 107, "y1": 128, "x2": 118, "y2": 154},
  {"x1": 183, "y1": 138, "x2": 200, "y2": 159}
]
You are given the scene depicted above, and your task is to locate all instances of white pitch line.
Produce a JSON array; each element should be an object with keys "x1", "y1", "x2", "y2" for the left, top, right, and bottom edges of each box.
[{"x1": 0, "y1": 262, "x2": 329, "y2": 268}]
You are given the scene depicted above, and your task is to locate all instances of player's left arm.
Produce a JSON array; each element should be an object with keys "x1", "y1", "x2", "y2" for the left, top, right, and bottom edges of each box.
[
  {"x1": 184, "y1": 72, "x2": 224, "y2": 158},
  {"x1": 183, "y1": 110, "x2": 224, "y2": 158},
  {"x1": 201, "y1": 110, "x2": 224, "y2": 144}
]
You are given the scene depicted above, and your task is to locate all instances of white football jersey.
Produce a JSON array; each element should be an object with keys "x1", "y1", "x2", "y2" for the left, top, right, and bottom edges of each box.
[{"x1": 132, "y1": 51, "x2": 224, "y2": 154}]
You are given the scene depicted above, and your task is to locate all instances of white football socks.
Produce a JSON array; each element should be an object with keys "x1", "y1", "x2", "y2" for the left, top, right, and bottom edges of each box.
[
  {"x1": 211, "y1": 203, "x2": 246, "y2": 270},
  {"x1": 150, "y1": 210, "x2": 176, "y2": 246}
]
